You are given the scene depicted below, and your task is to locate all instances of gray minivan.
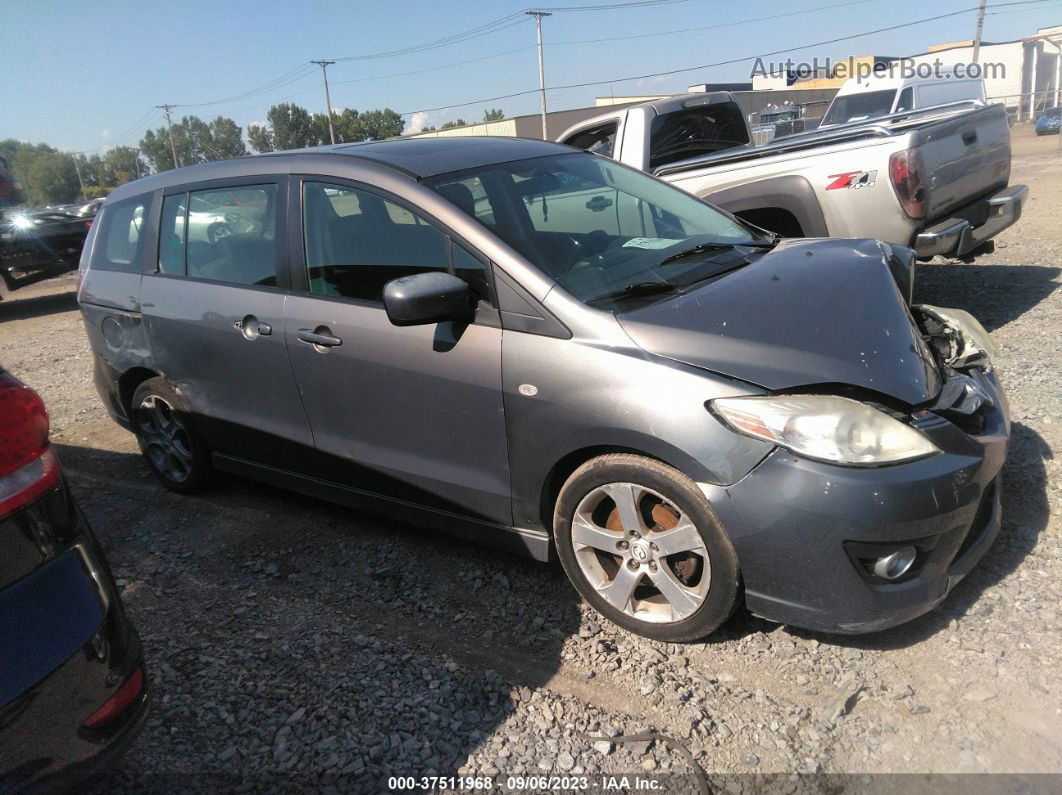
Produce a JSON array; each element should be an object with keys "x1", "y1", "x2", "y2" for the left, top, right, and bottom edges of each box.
[{"x1": 78, "y1": 137, "x2": 1008, "y2": 641}]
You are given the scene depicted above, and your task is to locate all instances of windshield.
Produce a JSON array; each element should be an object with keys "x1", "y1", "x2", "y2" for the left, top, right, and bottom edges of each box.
[
  {"x1": 426, "y1": 153, "x2": 769, "y2": 308},
  {"x1": 821, "y1": 89, "x2": 896, "y2": 126}
]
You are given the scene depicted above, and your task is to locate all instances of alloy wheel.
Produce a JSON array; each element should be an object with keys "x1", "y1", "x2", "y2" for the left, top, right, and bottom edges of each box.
[
  {"x1": 137, "y1": 395, "x2": 194, "y2": 483},
  {"x1": 570, "y1": 482, "x2": 710, "y2": 624}
]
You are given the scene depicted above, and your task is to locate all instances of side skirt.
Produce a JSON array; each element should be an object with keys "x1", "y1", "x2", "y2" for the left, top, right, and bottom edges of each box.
[{"x1": 212, "y1": 453, "x2": 552, "y2": 562}]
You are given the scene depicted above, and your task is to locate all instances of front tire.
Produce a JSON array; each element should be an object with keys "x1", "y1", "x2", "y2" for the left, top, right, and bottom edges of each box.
[
  {"x1": 554, "y1": 454, "x2": 741, "y2": 642},
  {"x1": 131, "y1": 378, "x2": 210, "y2": 493}
]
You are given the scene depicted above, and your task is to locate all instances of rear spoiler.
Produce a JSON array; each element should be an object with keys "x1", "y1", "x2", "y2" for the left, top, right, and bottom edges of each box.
[{"x1": 653, "y1": 100, "x2": 992, "y2": 178}]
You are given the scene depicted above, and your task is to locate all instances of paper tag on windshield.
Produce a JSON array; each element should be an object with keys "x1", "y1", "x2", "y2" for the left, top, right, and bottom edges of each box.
[{"x1": 622, "y1": 237, "x2": 681, "y2": 250}]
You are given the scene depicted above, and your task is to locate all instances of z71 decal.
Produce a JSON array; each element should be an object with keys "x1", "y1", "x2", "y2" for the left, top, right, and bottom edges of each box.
[{"x1": 826, "y1": 170, "x2": 878, "y2": 190}]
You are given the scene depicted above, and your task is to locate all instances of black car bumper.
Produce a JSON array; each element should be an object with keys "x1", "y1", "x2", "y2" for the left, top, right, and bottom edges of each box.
[
  {"x1": 704, "y1": 370, "x2": 1009, "y2": 634},
  {"x1": 0, "y1": 486, "x2": 147, "y2": 792}
]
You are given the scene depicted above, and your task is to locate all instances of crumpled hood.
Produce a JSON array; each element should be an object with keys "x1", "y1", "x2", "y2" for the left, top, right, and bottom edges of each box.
[{"x1": 617, "y1": 238, "x2": 942, "y2": 406}]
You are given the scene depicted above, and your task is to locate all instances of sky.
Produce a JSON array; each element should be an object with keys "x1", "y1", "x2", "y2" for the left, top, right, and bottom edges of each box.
[{"x1": 3, "y1": 0, "x2": 1059, "y2": 153}]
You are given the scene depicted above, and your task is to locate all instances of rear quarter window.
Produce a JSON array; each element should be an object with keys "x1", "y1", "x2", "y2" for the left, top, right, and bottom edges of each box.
[
  {"x1": 648, "y1": 105, "x2": 750, "y2": 170},
  {"x1": 90, "y1": 195, "x2": 150, "y2": 273}
]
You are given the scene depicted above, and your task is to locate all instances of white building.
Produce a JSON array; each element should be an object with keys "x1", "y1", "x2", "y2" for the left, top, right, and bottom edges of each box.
[{"x1": 903, "y1": 25, "x2": 1062, "y2": 119}]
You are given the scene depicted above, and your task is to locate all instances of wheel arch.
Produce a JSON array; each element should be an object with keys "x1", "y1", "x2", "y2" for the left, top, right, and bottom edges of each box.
[
  {"x1": 702, "y1": 174, "x2": 828, "y2": 238},
  {"x1": 540, "y1": 445, "x2": 675, "y2": 537},
  {"x1": 118, "y1": 366, "x2": 161, "y2": 419}
]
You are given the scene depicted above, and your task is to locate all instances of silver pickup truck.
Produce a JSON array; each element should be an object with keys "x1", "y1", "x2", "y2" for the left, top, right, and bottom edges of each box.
[{"x1": 558, "y1": 93, "x2": 1028, "y2": 260}]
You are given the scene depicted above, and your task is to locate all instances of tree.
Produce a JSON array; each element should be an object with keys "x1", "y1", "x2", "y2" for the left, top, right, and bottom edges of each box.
[
  {"x1": 355, "y1": 109, "x2": 403, "y2": 141},
  {"x1": 101, "y1": 146, "x2": 147, "y2": 185},
  {"x1": 246, "y1": 124, "x2": 274, "y2": 154},
  {"x1": 208, "y1": 117, "x2": 248, "y2": 160},
  {"x1": 0, "y1": 140, "x2": 81, "y2": 205},
  {"x1": 483, "y1": 108, "x2": 506, "y2": 122},
  {"x1": 440, "y1": 119, "x2": 468, "y2": 130},
  {"x1": 248, "y1": 104, "x2": 404, "y2": 152},
  {"x1": 140, "y1": 114, "x2": 247, "y2": 171}
]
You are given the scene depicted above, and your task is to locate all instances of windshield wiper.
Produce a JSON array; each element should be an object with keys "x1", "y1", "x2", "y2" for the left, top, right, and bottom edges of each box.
[
  {"x1": 587, "y1": 281, "x2": 682, "y2": 305},
  {"x1": 659, "y1": 238, "x2": 777, "y2": 266}
]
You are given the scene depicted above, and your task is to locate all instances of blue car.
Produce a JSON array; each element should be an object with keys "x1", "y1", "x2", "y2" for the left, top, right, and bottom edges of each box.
[
  {"x1": 0, "y1": 369, "x2": 147, "y2": 791},
  {"x1": 1035, "y1": 106, "x2": 1061, "y2": 135}
]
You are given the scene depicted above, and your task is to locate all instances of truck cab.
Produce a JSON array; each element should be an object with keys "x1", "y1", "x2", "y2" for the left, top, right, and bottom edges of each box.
[{"x1": 557, "y1": 93, "x2": 751, "y2": 172}]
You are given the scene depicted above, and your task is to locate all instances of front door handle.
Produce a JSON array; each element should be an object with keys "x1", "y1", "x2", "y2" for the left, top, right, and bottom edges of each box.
[
  {"x1": 962, "y1": 130, "x2": 978, "y2": 146},
  {"x1": 297, "y1": 327, "x2": 342, "y2": 348}
]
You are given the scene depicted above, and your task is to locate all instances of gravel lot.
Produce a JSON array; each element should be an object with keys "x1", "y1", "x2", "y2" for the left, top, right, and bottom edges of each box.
[{"x1": 2, "y1": 128, "x2": 1059, "y2": 792}]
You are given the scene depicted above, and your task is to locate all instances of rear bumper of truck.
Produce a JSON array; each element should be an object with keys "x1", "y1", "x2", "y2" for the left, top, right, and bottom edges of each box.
[{"x1": 914, "y1": 184, "x2": 1028, "y2": 259}]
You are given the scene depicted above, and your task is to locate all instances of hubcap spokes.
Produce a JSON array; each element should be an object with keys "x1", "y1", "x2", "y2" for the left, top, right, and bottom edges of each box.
[
  {"x1": 138, "y1": 395, "x2": 193, "y2": 482},
  {"x1": 571, "y1": 483, "x2": 710, "y2": 624}
]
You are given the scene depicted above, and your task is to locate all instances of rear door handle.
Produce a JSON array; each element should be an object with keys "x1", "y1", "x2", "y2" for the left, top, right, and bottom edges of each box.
[
  {"x1": 962, "y1": 130, "x2": 978, "y2": 145},
  {"x1": 297, "y1": 328, "x2": 342, "y2": 348}
]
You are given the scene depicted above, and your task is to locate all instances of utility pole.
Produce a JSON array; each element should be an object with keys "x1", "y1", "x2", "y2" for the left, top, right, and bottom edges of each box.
[
  {"x1": 156, "y1": 104, "x2": 180, "y2": 169},
  {"x1": 71, "y1": 153, "x2": 86, "y2": 201},
  {"x1": 526, "y1": 9, "x2": 552, "y2": 140},
  {"x1": 972, "y1": 0, "x2": 987, "y2": 64},
  {"x1": 134, "y1": 147, "x2": 142, "y2": 180},
  {"x1": 312, "y1": 60, "x2": 337, "y2": 145}
]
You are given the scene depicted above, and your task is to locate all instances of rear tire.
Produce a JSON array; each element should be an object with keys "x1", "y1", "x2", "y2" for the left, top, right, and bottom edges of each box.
[
  {"x1": 131, "y1": 378, "x2": 211, "y2": 493},
  {"x1": 553, "y1": 454, "x2": 741, "y2": 642}
]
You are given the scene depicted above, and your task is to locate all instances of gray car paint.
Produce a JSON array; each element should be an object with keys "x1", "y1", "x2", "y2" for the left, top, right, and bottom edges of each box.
[
  {"x1": 79, "y1": 138, "x2": 1008, "y2": 634},
  {"x1": 616, "y1": 237, "x2": 942, "y2": 406}
]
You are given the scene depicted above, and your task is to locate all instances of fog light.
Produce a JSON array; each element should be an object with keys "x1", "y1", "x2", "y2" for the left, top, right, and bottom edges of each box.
[{"x1": 872, "y1": 547, "x2": 917, "y2": 580}]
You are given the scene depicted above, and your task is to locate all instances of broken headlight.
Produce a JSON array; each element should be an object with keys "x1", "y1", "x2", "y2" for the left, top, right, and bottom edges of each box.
[
  {"x1": 711, "y1": 395, "x2": 939, "y2": 466},
  {"x1": 917, "y1": 304, "x2": 996, "y2": 371}
]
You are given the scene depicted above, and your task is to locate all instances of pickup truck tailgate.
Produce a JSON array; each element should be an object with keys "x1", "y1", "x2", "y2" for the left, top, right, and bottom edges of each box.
[{"x1": 916, "y1": 103, "x2": 1011, "y2": 221}]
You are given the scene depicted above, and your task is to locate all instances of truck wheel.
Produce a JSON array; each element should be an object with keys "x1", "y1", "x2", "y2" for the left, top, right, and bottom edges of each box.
[
  {"x1": 553, "y1": 454, "x2": 741, "y2": 642},
  {"x1": 131, "y1": 378, "x2": 211, "y2": 493}
]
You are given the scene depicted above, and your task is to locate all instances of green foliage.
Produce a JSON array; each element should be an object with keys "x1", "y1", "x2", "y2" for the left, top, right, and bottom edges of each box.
[
  {"x1": 440, "y1": 119, "x2": 468, "y2": 130},
  {"x1": 139, "y1": 114, "x2": 248, "y2": 172},
  {"x1": 0, "y1": 139, "x2": 80, "y2": 205},
  {"x1": 247, "y1": 104, "x2": 404, "y2": 152},
  {"x1": 483, "y1": 108, "x2": 506, "y2": 122}
]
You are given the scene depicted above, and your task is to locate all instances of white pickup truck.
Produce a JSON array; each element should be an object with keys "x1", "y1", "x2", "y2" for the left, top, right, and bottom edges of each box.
[{"x1": 557, "y1": 93, "x2": 1028, "y2": 260}]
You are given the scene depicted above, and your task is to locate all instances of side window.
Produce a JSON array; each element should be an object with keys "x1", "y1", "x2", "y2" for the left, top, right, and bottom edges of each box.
[
  {"x1": 451, "y1": 243, "x2": 491, "y2": 301},
  {"x1": 185, "y1": 185, "x2": 277, "y2": 286},
  {"x1": 303, "y1": 182, "x2": 449, "y2": 303},
  {"x1": 895, "y1": 87, "x2": 914, "y2": 113},
  {"x1": 90, "y1": 196, "x2": 148, "y2": 272},
  {"x1": 563, "y1": 123, "x2": 618, "y2": 158},
  {"x1": 159, "y1": 193, "x2": 187, "y2": 274},
  {"x1": 157, "y1": 185, "x2": 277, "y2": 286}
]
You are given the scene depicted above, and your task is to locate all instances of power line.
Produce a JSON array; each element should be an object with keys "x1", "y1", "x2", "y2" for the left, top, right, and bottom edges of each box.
[
  {"x1": 541, "y1": 0, "x2": 692, "y2": 10},
  {"x1": 544, "y1": 1, "x2": 1050, "y2": 94},
  {"x1": 550, "y1": 0, "x2": 878, "y2": 46},
  {"x1": 397, "y1": 2, "x2": 1029, "y2": 116},
  {"x1": 171, "y1": 63, "x2": 319, "y2": 109},
  {"x1": 329, "y1": 13, "x2": 530, "y2": 61}
]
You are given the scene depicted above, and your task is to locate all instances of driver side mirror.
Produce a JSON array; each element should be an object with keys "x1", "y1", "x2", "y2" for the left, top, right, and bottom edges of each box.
[{"x1": 383, "y1": 271, "x2": 475, "y2": 327}]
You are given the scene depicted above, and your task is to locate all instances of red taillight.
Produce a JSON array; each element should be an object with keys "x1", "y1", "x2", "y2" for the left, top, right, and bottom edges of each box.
[
  {"x1": 82, "y1": 666, "x2": 144, "y2": 729},
  {"x1": 0, "y1": 372, "x2": 61, "y2": 518},
  {"x1": 889, "y1": 148, "x2": 925, "y2": 219}
]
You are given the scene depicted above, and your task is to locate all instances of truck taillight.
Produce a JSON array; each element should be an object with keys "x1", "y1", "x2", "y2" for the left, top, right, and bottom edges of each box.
[
  {"x1": 0, "y1": 372, "x2": 60, "y2": 518},
  {"x1": 889, "y1": 148, "x2": 926, "y2": 219}
]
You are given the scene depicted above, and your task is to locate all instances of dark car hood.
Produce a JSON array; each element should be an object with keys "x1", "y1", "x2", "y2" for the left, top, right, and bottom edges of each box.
[{"x1": 617, "y1": 238, "x2": 942, "y2": 406}]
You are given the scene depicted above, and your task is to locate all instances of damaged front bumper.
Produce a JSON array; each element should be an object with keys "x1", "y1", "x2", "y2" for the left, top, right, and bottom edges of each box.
[{"x1": 701, "y1": 307, "x2": 1010, "y2": 634}]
